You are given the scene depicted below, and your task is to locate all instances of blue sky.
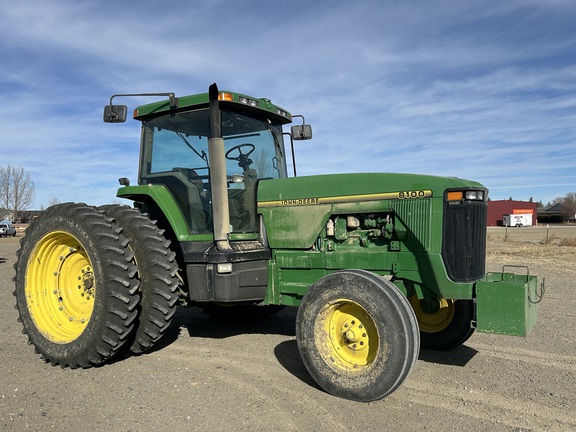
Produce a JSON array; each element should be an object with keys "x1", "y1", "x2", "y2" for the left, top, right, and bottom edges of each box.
[{"x1": 1, "y1": 0, "x2": 575, "y2": 209}]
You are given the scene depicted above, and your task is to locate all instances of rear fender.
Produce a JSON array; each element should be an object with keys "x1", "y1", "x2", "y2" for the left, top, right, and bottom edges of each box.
[{"x1": 116, "y1": 184, "x2": 191, "y2": 240}]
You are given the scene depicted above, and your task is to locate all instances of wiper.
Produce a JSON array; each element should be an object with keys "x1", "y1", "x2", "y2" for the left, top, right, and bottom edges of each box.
[
  {"x1": 267, "y1": 124, "x2": 283, "y2": 157},
  {"x1": 175, "y1": 132, "x2": 209, "y2": 166}
]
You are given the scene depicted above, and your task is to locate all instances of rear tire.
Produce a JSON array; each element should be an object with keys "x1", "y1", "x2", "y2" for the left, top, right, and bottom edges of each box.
[
  {"x1": 13, "y1": 203, "x2": 140, "y2": 368},
  {"x1": 99, "y1": 205, "x2": 179, "y2": 354},
  {"x1": 296, "y1": 270, "x2": 419, "y2": 401}
]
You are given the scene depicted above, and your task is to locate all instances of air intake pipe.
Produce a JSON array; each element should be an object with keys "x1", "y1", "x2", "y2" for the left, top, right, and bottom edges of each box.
[{"x1": 208, "y1": 83, "x2": 232, "y2": 251}]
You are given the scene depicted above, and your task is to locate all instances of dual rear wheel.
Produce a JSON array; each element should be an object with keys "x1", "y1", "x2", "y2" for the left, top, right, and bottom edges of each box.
[{"x1": 13, "y1": 203, "x2": 178, "y2": 367}]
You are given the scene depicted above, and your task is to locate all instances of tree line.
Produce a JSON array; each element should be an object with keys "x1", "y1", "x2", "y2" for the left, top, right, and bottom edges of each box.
[
  {"x1": 0, "y1": 165, "x2": 35, "y2": 222},
  {"x1": 550, "y1": 192, "x2": 576, "y2": 210}
]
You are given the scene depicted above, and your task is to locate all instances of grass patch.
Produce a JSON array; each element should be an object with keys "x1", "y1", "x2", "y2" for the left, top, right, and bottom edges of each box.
[
  {"x1": 558, "y1": 237, "x2": 576, "y2": 247},
  {"x1": 540, "y1": 233, "x2": 558, "y2": 245}
]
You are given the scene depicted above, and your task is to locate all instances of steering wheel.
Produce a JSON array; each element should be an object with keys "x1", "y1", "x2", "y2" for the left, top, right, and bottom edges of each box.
[
  {"x1": 225, "y1": 143, "x2": 255, "y2": 170},
  {"x1": 225, "y1": 143, "x2": 255, "y2": 160}
]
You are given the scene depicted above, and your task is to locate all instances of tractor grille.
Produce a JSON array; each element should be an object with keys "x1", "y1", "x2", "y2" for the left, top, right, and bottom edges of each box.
[
  {"x1": 442, "y1": 201, "x2": 487, "y2": 282},
  {"x1": 390, "y1": 199, "x2": 432, "y2": 249}
]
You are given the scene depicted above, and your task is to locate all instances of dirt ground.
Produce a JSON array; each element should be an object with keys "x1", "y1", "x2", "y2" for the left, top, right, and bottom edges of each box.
[{"x1": 1, "y1": 226, "x2": 574, "y2": 432}]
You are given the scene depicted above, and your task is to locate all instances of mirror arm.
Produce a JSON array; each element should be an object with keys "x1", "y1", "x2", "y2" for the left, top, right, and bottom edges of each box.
[
  {"x1": 108, "y1": 92, "x2": 178, "y2": 108},
  {"x1": 283, "y1": 132, "x2": 297, "y2": 177},
  {"x1": 104, "y1": 93, "x2": 178, "y2": 123},
  {"x1": 291, "y1": 115, "x2": 306, "y2": 139}
]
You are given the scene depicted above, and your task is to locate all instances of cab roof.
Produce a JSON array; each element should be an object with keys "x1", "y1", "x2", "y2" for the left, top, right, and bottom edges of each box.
[{"x1": 133, "y1": 90, "x2": 292, "y2": 124}]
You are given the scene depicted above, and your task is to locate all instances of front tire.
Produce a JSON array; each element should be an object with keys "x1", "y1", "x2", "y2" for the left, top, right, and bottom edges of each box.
[
  {"x1": 13, "y1": 203, "x2": 140, "y2": 368},
  {"x1": 409, "y1": 296, "x2": 475, "y2": 350},
  {"x1": 296, "y1": 270, "x2": 419, "y2": 401},
  {"x1": 99, "y1": 205, "x2": 179, "y2": 355}
]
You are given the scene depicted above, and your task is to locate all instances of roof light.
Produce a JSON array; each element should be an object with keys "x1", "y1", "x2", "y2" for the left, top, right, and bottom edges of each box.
[
  {"x1": 218, "y1": 92, "x2": 234, "y2": 101},
  {"x1": 239, "y1": 96, "x2": 259, "y2": 107}
]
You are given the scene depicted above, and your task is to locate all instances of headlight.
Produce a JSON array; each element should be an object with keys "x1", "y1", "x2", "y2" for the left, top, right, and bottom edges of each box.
[
  {"x1": 446, "y1": 189, "x2": 487, "y2": 204},
  {"x1": 465, "y1": 190, "x2": 485, "y2": 201}
]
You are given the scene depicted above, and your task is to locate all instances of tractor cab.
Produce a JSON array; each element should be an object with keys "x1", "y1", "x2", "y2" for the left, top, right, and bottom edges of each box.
[
  {"x1": 138, "y1": 107, "x2": 287, "y2": 234},
  {"x1": 104, "y1": 85, "x2": 311, "y2": 239}
]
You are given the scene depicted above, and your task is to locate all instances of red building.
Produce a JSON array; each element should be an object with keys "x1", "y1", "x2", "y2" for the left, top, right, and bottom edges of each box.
[{"x1": 487, "y1": 200, "x2": 537, "y2": 226}]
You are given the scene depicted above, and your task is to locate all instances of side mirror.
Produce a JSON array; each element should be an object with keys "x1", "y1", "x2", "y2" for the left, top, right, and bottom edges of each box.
[
  {"x1": 291, "y1": 124, "x2": 313, "y2": 140},
  {"x1": 103, "y1": 105, "x2": 128, "y2": 123}
]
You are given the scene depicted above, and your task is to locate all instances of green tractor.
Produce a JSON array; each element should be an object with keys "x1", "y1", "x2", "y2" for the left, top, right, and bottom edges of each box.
[{"x1": 14, "y1": 84, "x2": 542, "y2": 402}]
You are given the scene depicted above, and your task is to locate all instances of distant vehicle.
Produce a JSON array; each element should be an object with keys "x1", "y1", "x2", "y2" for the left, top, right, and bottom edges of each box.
[
  {"x1": 0, "y1": 222, "x2": 16, "y2": 237},
  {"x1": 503, "y1": 213, "x2": 532, "y2": 227}
]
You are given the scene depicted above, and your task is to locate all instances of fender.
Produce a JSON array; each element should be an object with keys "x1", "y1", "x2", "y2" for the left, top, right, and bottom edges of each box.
[{"x1": 116, "y1": 184, "x2": 196, "y2": 241}]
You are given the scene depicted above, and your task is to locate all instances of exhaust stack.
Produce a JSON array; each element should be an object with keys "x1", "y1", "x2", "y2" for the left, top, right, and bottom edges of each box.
[{"x1": 208, "y1": 83, "x2": 232, "y2": 251}]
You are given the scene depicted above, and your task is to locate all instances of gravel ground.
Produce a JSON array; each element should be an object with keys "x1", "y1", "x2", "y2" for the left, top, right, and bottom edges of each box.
[{"x1": 1, "y1": 226, "x2": 574, "y2": 432}]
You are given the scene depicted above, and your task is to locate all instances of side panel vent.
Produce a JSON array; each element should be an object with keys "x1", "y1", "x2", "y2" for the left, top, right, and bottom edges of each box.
[{"x1": 390, "y1": 199, "x2": 432, "y2": 249}]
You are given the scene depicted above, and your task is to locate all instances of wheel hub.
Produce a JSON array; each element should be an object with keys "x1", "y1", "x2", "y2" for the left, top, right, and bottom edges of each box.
[
  {"x1": 342, "y1": 319, "x2": 368, "y2": 351},
  {"x1": 322, "y1": 300, "x2": 378, "y2": 370},
  {"x1": 26, "y1": 232, "x2": 95, "y2": 343},
  {"x1": 80, "y1": 266, "x2": 95, "y2": 299},
  {"x1": 409, "y1": 295, "x2": 455, "y2": 333}
]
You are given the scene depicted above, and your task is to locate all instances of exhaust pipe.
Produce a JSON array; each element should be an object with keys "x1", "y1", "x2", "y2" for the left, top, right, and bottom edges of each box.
[{"x1": 208, "y1": 83, "x2": 232, "y2": 251}]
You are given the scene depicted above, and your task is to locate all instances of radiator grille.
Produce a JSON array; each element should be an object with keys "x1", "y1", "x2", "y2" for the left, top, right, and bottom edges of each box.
[{"x1": 442, "y1": 202, "x2": 487, "y2": 282}]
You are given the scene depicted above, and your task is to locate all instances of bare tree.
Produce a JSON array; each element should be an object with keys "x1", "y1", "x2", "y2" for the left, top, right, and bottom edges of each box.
[
  {"x1": 564, "y1": 192, "x2": 576, "y2": 209},
  {"x1": 0, "y1": 166, "x2": 10, "y2": 211},
  {"x1": 253, "y1": 148, "x2": 274, "y2": 178},
  {"x1": 48, "y1": 196, "x2": 61, "y2": 207},
  {"x1": 551, "y1": 192, "x2": 576, "y2": 221},
  {"x1": 563, "y1": 192, "x2": 576, "y2": 221},
  {"x1": 0, "y1": 165, "x2": 35, "y2": 221}
]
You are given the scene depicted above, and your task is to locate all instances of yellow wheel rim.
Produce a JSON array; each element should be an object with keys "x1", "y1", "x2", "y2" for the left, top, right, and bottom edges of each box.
[
  {"x1": 25, "y1": 231, "x2": 95, "y2": 343},
  {"x1": 319, "y1": 299, "x2": 378, "y2": 371},
  {"x1": 409, "y1": 296, "x2": 455, "y2": 333}
]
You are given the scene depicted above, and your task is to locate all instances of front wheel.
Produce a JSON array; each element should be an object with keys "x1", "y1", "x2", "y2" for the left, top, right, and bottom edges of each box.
[
  {"x1": 409, "y1": 296, "x2": 475, "y2": 350},
  {"x1": 13, "y1": 203, "x2": 140, "y2": 368},
  {"x1": 296, "y1": 270, "x2": 420, "y2": 402}
]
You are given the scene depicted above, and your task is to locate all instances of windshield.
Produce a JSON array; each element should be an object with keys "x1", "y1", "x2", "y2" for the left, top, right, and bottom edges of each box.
[{"x1": 139, "y1": 108, "x2": 287, "y2": 234}]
